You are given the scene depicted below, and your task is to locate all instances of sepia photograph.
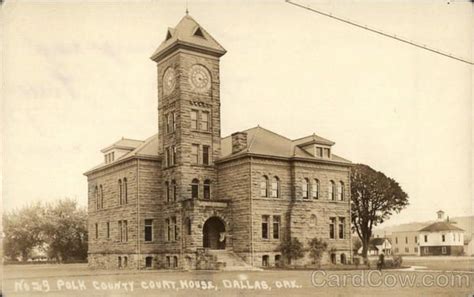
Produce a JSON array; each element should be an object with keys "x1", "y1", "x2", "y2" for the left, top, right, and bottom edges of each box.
[{"x1": 1, "y1": 0, "x2": 473, "y2": 296}]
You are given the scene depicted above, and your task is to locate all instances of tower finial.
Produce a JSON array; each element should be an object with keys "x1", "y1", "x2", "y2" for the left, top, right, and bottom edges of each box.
[{"x1": 185, "y1": 0, "x2": 189, "y2": 15}]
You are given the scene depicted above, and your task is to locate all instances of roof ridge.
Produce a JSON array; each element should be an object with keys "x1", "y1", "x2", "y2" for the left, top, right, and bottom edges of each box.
[
  {"x1": 247, "y1": 127, "x2": 260, "y2": 152},
  {"x1": 256, "y1": 126, "x2": 292, "y2": 141}
]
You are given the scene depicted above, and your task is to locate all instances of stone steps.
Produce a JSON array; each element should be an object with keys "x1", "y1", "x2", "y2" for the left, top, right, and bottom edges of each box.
[{"x1": 207, "y1": 250, "x2": 262, "y2": 271}]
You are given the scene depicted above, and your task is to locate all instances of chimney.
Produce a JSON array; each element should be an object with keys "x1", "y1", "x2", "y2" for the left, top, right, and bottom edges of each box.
[
  {"x1": 436, "y1": 210, "x2": 445, "y2": 221},
  {"x1": 231, "y1": 132, "x2": 248, "y2": 154}
]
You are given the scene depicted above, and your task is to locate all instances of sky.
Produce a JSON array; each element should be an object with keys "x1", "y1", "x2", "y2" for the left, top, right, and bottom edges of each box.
[{"x1": 1, "y1": 0, "x2": 472, "y2": 227}]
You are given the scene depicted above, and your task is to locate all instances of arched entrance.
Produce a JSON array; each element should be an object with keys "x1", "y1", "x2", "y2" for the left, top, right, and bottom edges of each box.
[{"x1": 203, "y1": 217, "x2": 226, "y2": 249}]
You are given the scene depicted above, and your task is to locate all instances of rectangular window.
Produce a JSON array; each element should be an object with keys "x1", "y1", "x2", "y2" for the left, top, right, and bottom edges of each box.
[
  {"x1": 441, "y1": 246, "x2": 447, "y2": 254},
  {"x1": 95, "y1": 223, "x2": 98, "y2": 239},
  {"x1": 324, "y1": 148, "x2": 330, "y2": 158},
  {"x1": 414, "y1": 247, "x2": 418, "y2": 253},
  {"x1": 201, "y1": 111, "x2": 209, "y2": 131},
  {"x1": 190, "y1": 110, "x2": 198, "y2": 129},
  {"x1": 106, "y1": 222, "x2": 110, "y2": 239},
  {"x1": 338, "y1": 217, "x2": 345, "y2": 239},
  {"x1": 123, "y1": 220, "x2": 128, "y2": 242},
  {"x1": 316, "y1": 147, "x2": 323, "y2": 157},
  {"x1": 166, "y1": 113, "x2": 172, "y2": 133},
  {"x1": 273, "y1": 216, "x2": 280, "y2": 239},
  {"x1": 165, "y1": 147, "x2": 170, "y2": 167},
  {"x1": 262, "y1": 215, "x2": 269, "y2": 239},
  {"x1": 202, "y1": 145, "x2": 210, "y2": 165},
  {"x1": 405, "y1": 237, "x2": 408, "y2": 244},
  {"x1": 144, "y1": 219, "x2": 153, "y2": 242},
  {"x1": 173, "y1": 112, "x2": 177, "y2": 131},
  {"x1": 118, "y1": 221, "x2": 122, "y2": 242},
  {"x1": 415, "y1": 236, "x2": 418, "y2": 243},
  {"x1": 172, "y1": 216, "x2": 177, "y2": 241},
  {"x1": 165, "y1": 219, "x2": 170, "y2": 242},
  {"x1": 405, "y1": 247, "x2": 409, "y2": 253},
  {"x1": 424, "y1": 235, "x2": 428, "y2": 242},
  {"x1": 442, "y1": 234, "x2": 445, "y2": 242},
  {"x1": 395, "y1": 237, "x2": 398, "y2": 244},
  {"x1": 171, "y1": 146, "x2": 176, "y2": 165},
  {"x1": 329, "y1": 217, "x2": 336, "y2": 239},
  {"x1": 191, "y1": 144, "x2": 199, "y2": 164}
]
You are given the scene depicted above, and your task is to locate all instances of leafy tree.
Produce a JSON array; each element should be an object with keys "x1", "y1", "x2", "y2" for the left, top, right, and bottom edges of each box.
[
  {"x1": 352, "y1": 237, "x2": 362, "y2": 254},
  {"x1": 308, "y1": 238, "x2": 328, "y2": 268},
  {"x1": 3, "y1": 203, "x2": 46, "y2": 261},
  {"x1": 279, "y1": 237, "x2": 304, "y2": 265},
  {"x1": 3, "y1": 198, "x2": 88, "y2": 262},
  {"x1": 43, "y1": 199, "x2": 88, "y2": 262},
  {"x1": 351, "y1": 164, "x2": 408, "y2": 259}
]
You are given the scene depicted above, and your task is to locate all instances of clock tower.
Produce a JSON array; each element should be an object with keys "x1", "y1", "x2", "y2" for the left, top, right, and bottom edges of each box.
[{"x1": 151, "y1": 14, "x2": 226, "y2": 233}]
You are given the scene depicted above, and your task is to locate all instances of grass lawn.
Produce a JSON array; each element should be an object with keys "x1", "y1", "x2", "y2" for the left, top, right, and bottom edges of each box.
[
  {"x1": 3, "y1": 261, "x2": 473, "y2": 297},
  {"x1": 402, "y1": 256, "x2": 474, "y2": 272}
]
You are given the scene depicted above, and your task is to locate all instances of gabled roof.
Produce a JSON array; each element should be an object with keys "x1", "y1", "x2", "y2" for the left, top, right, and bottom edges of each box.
[
  {"x1": 151, "y1": 15, "x2": 226, "y2": 60},
  {"x1": 84, "y1": 134, "x2": 159, "y2": 175},
  {"x1": 419, "y1": 221, "x2": 464, "y2": 232},
  {"x1": 293, "y1": 134, "x2": 335, "y2": 146},
  {"x1": 100, "y1": 138, "x2": 144, "y2": 153},
  {"x1": 371, "y1": 238, "x2": 390, "y2": 246},
  {"x1": 220, "y1": 126, "x2": 351, "y2": 164},
  {"x1": 118, "y1": 134, "x2": 159, "y2": 159}
]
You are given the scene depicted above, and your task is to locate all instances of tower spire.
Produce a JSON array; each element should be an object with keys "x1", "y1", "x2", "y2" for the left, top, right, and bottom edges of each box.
[{"x1": 185, "y1": 0, "x2": 189, "y2": 15}]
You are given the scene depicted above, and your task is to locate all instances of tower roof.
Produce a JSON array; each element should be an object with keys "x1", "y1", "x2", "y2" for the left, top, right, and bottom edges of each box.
[{"x1": 151, "y1": 15, "x2": 226, "y2": 61}]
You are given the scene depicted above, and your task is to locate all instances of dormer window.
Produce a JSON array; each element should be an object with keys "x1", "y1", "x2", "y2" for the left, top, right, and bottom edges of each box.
[
  {"x1": 316, "y1": 147, "x2": 323, "y2": 158},
  {"x1": 193, "y1": 27, "x2": 205, "y2": 38},
  {"x1": 165, "y1": 29, "x2": 173, "y2": 41},
  {"x1": 324, "y1": 148, "x2": 331, "y2": 158},
  {"x1": 104, "y1": 152, "x2": 115, "y2": 164}
]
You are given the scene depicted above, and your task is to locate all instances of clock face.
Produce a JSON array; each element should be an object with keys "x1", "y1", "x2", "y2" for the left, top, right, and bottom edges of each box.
[
  {"x1": 163, "y1": 67, "x2": 176, "y2": 95},
  {"x1": 188, "y1": 64, "x2": 211, "y2": 92}
]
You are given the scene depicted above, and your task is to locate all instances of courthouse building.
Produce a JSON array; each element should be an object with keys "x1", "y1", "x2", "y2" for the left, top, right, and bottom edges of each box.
[{"x1": 84, "y1": 14, "x2": 352, "y2": 270}]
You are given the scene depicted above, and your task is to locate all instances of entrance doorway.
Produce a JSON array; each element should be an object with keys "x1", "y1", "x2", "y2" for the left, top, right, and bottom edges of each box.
[{"x1": 203, "y1": 217, "x2": 226, "y2": 249}]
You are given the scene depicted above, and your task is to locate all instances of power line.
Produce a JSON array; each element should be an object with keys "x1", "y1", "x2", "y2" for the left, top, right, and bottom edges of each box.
[{"x1": 286, "y1": 0, "x2": 473, "y2": 65}]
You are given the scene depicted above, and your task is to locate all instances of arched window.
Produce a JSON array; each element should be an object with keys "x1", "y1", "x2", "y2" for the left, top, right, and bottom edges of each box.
[
  {"x1": 145, "y1": 256, "x2": 153, "y2": 268},
  {"x1": 275, "y1": 255, "x2": 281, "y2": 267},
  {"x1": 118, "y1": 256, "x2": 122, "y2": 268},
  {"x1": 271, "y1": 177, "x2": 279, "y2": 198},
  {"x1": 173, "y1": 256, "x2": 178, "y2": 268},
  {"x1": 165, "y1": 181, "x2": 170, "y2": 202},
  {"x1": 172, "y1": 180, "x2": 177, "y2": 202},
  {"x1": 123, "y1": 178, "x2": 128, "y2": 204},
  {"x1": 302, "y1": 178, "x2": 309, "y2": 199},
  {"x1": 95, "y1": 186, "x2": 99, "y2": 209},
  {"x1": 260, "y1": 176, "x2": 269, "y2": 197},
  {"x1": 123, "y1": 256, "x2": 128, "y2": 268},
  {"x1": 329, "y1": 180, "x2": 336, "y2": 201},
  {"x1": 191, "y1": 179, "x2": 199, "y2": 199},
  {"x1": 338, "y1": 181, "x2": 344, "y2": 201},
  {"x1": 312, "y1": 179, "x2": 320, "y2": 199},
  {"x1": 310, "y1": 214, "x2": 317, "y2": 226},
  {"x1": 203, "y1": 180, "x2": 211, "y2": 200},
  {"x1": 100, "y1": 185, "x2": 104, "y2": 208},
  {"x1": 118, "y1": 179, "x2": 123, "y2": 205},
  {"x1": 262, "y1": 255, "x2": 269, "y2": 267}
]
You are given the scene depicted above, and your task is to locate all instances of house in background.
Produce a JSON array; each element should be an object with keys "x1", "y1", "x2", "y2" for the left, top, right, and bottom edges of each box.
[
  {"x1": 418, "y1": 211, "x2": 464, "y2": 256},
  {"x1": 390, "y1": 230, "x2": 420, "y2": 256},
  {"x1": 358, "y1": 237, "x2": 391, "y2": 256},
  {"x1": 464, "y1": 236, "x2": 474, "y2": 256}
]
